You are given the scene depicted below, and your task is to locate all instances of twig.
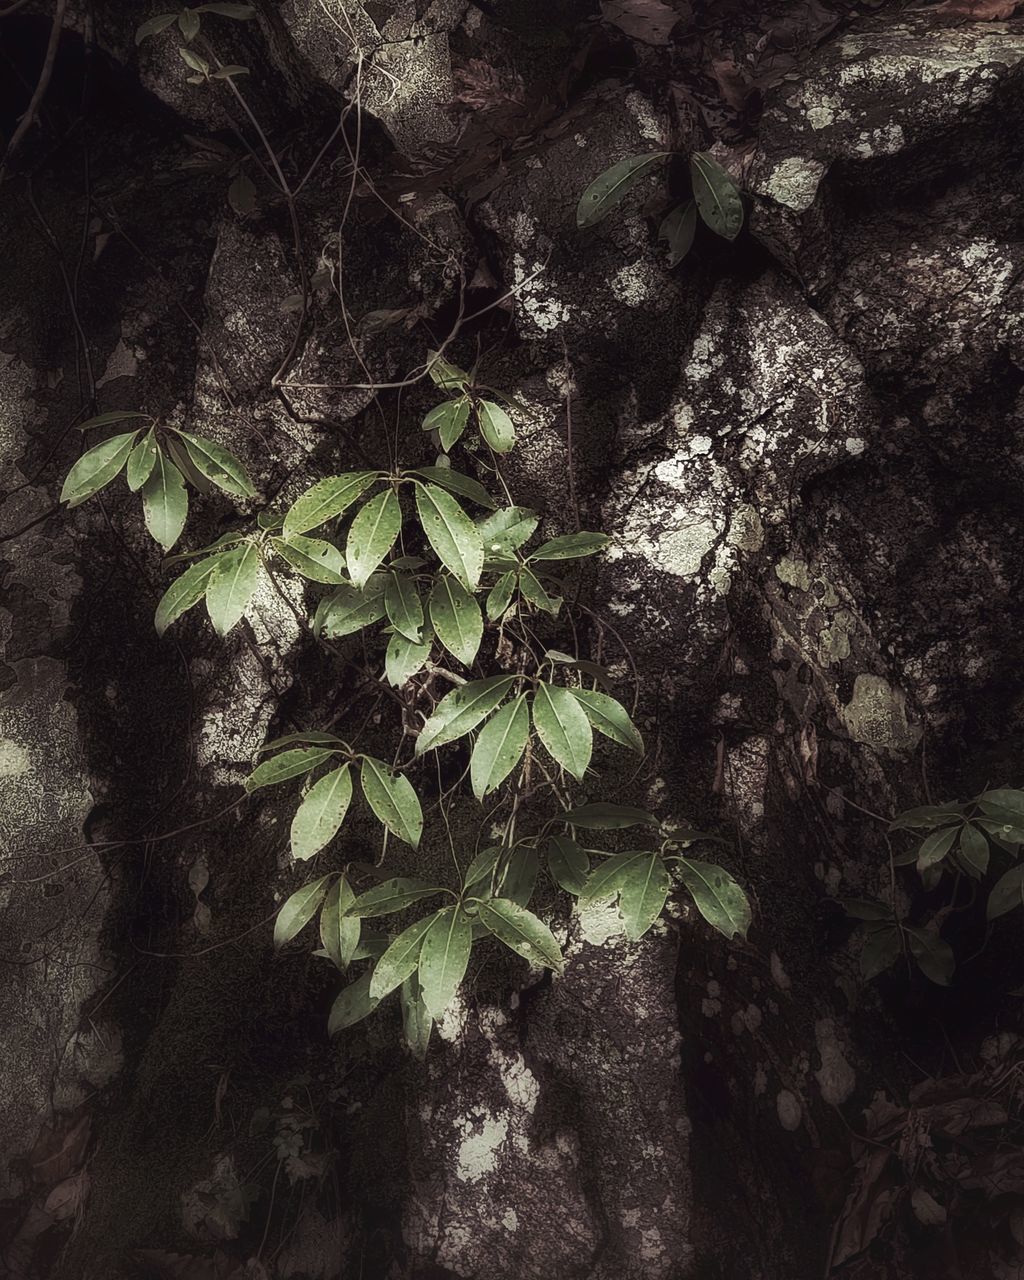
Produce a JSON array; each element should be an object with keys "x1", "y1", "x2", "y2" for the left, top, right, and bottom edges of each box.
[{"x1": 0, "y1": 0, "x2": 68, "y2": 180}]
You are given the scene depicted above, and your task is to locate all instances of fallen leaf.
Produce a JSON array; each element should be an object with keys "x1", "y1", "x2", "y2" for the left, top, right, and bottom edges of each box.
[
  {"x1": 44, "y1": 1170, "x2": 91, "y2": 1221},
  {"x1": 29, "y1": 1114, "x2": 91, "y2": 1186},
  {"x1": 600, "y1": 0, "x2": 680, "y2": 45}
]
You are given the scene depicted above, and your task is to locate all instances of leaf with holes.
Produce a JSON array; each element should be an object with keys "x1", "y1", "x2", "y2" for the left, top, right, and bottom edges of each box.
[
  {"x1": 486, "y1": 572, "x2": 516, "y2": 621},
  {"x1": 988, "y1": 864, "x2": 1024, "y2": 920},
  {"x1": 423, "y1": 398, "x2": 471, "y2": 451},
  {"x1": 155, "y1": 553, "x2": 225, "y2": 636},
  {"x1": 61, "y1": 431, "x2": 139, "y2": 507},
  {"x1": 429, "y1": 576, "x2": 482, "y2": 666},
  {"x1": 418, "y1": 906, "x2": 472, "y2": 1018},
  {"x1": 316, "y1": 576, "x2": 387, "y2": 638},
  {"x1": 576, "y1": 152, "x2": 670, "y2": 228},
  {"x1": 546, "y1": 836, "x2": 590, "y2": 894},
  {"x1": 272, "y1": 534, "x2": 346, "y2": 584},
  {"x1": 905, "y1": 926, "x2": 955, "y2": 986},
  {"x1": 385, "y1": 572, "x2": 424, "y2": 642},
  {"x1": 659, "y1": 200, "x2": 697, "y2": 267},
  {"x1": 400, "y1": 974, "x2": 433, "y2": 1060},
  {"x1": 477, "y1": 400, "x2": 515, "y2": 453},
  {"x1": 360, "y1": 756, "x2": 423, "y2": 848},
  {"x1": 126, "y1": 429, "x2": 158, "y2": 492},
  {"x1": 175, "y1": 431, "x2": 256, "y2": 498},
  {"x1": 532, "y1": 683, "x2": 592, "y2": 781},
  {"x1": 327, "y1": 971, "x2": 381, "y2": 1034},
  {"x1": 141, "y1": 448, "x2": 188, "y2": 550},
  {"x1": 346, "y1": 488, "x2": 401, "y2": 588},
  {"x1": 470, "y1": 693, "x2": 529, "y2": 800},
  {"x1": 568, "y1": 688, "x2": 643, "y2": 753},
  {"x1": 346, "y1": 878, "x2": 444, "y2": 918},
  {"x1": 284, "y1": 472, "x2": 378, "y2": 536},
  {"x1": 417, "y1": 676, "x2": 517, "y2": 755},
  {"x1": 957, "y1": 823, "x2": 990, "y2": 878},
  {"x1": 246, "y1": 746, "x2": 337, "y2": 793},
  {"x1": 291, "y1": 764, "x2": 353, "y2": 861},
  {"x1": 478, "y1": 506, "x2": 539, "y2": 556},
  {"x1": 562, "y1": 802, "x2": 659, "y2": 830},
  {"x1": 205, "y1": 542, "x2": 260, "y2": 635},
  {"x1": 136, "y1": 12, "x2": 177, "y2": 43},
  {"x1": 319, "y1": 875, "x2": 360, "y2": 971},
  {"x1": 519, "y1": 567, "x2": 561, "y2": 615},
  {"x1": 274, "y1": 876, "x2": 331, "y2": 949},
  {"x1": 617, "y1": 852, "x2": 671, "y2": 940},
  {"x1": 413, "y1": 466, "x2": 496, "y2": 511},
  {"x1": 916, "y1": 825, "x2": 959, "y2": 873},
  {"x1": 476, "y1": 898, "x2": 563, "y2": 970},
  {"x1": 414, "y1": 483, "x2": 484, "y2": 589},
  {"x1": 370, "y1": 913, "x2": 438, "y2": 1000},
  {"x1": 690, "y1": 152, "x2": 743, "y2": 240},
  {"x1": 427, "y1": 352, "x2": 469, "y2": 390},
  {"x1": 579, "y1": 853, "x2": 645, "y2": 908},
  {"x1": 385, "y1": 632, "x2": 431, "y2": 688},
  {"x1": 529, "y1": 532, "x2": 609, "y2": 562},
  {"x1": 676, "y1": 858, "x2": 750, "y2": 939}
]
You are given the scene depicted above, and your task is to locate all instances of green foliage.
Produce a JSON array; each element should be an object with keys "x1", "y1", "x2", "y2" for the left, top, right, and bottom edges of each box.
[
  {"x1": 575, "y1": 149, "x2": 744, "y2": 268},
  {"x1": 847, "y1": 787, "x2": 1024, "y2": 987}
]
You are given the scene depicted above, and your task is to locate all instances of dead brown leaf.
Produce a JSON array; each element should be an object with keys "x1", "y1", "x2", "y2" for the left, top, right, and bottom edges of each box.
[
  {"x1": 600, "y1": 0, "x2": 681, "y2": 45},
  {"x1": 28, "y1": 1114, "x2": 91, "y2": 1186}
]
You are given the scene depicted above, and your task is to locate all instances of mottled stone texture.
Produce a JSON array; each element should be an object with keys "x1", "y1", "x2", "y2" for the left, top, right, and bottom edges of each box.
[{"x1": 4, "y1": 3, "x2": 1024, "y2": 1279}]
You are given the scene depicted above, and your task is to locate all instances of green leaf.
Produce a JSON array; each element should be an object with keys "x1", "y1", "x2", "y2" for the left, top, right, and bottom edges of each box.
[
  {"x1": 905, "y1": 925, "x2": 955, "y2": 986},
  {"x1": 532, "y1": 682, "x2": 592, "y2": 781},
  {"x1": 316, "y1": 576, "x2": 387, "y2": 638},
  {"x1": 385, "y1": 632, "x2": 431, "y2": 688},
  {"x1": 576, "y1": 152, "x2": 670, "y2": 228},
  {"x1": 889, "y1": 803, "x2": 965, "y2": 831},
  {"x1": 562, "y1": 802, "x2": 659, "y2": 830},
  {"x1": 519, "y1": 567, "x2": 561, "y2": 615},
  {"x1": 369, "y1": 913, "x2": 437, "y2": 1000},
  {"x1": 416, "y1": 676, "x2": 517, "y2": 755},
  {"x1": 477, "y1": 400, "x2": 515, "y2": 453},
  {"x1": 486, "y1": 572, "x2": 516, "y2": 621},
  {"x1": 502, "y1": 845, "x2": 539, "y2": 907},
  {"x1": 676, "y1": 858, "x2": 750, "y2": 939},
  {"x1": 860, "y1": 924, "x2": 901, "y2": 980},
  {"x1": 413, "y1": 466, "x2": 497, "y2": 511},
  {"x1": 246, "y1": 746, "x2": 337, "y2": 793},
  {"x1": 476, "y1": 898, "x2": 563, "y2": 970},
  {"x1": 346, "y1": 877, "x2": 443, "y2": 918},
  {"x1": 529, "y1": 532, "x2": 609, "y2": 562},
  {"x1": 987, "y1": 864, "x2": 1024, "y2": 920},
  {"x1": 141, "y1": 448, "x2": 188, "y2": 551},
  {"x1": 617, "y1": 852, "x2": 671, "y2": 940},
  {"x1": 165, "y1": 434, "x2": 214, "y2": 494},
  {"x1": 414, "y1": 482, "x2": 484, "y2": 589},
  {"x1": 61, "y1": 431, "x2": 139, "y2": 507},
  {"x1": 579, "y1": 853, "x2": 644, "y2": 908},
  {"x1": 359, "y1": 756, "x2": 423, "y2": 848},
  {"x1": 346, "y1": 488, "x2": 402, "y2": 588},
  {"x1": 197, "y1": 1, "x2": 256, "y2": 16},
  {"x1": 319, "y1": 876, "x2": 360, "y2": 971},
  {"x1": 79, "y1": 411, "x2": 153, "y2": 430},
  {"x1": 463, "y1": 845, "x2": 503, "y2": 897},
  {"x1": 290, "y1": 764, "x2": 353, "y2": 861},
  {"x1": 227, "y1": 172, "x2": 256, "y2": 216},
  {"x1": 283, "y1": 472, "x2": 378, "y2": 536},
  {"x1": 400, "y1": 974, "x2": 433, "y2": 1059},
  {"x1": 546, "y1": 836, "x2": 590, "y2": 895},
  {"x1": 126, "y1": 429, "x2": 158, "y2": 492},
  {"x1": 418, "y1": 906, "x2": 472, "y2": 1018},
  {"x1": 690, "y1": 152, "x2": 743, "y2": 240},
  {"x1": 658, "y1": 200, "x2": 697, "y2": 268},
  {"x1": 423, "y1": 398, "x2": 471, "y2": 452},
  {"x1": 327, "y1": 971, "x2": 381, "y2": 1034},
  {"x1": 135, "y1": 13, "x2": 177, "y2": 44},
  {"x1": 477, "y1": 506, "x2": 538, "y2": 555},
  {"x1": 916, "y1": 825, "x2": 959, "y2": 873},
  {"x1": 274, "y1": 875, "x2": 331, "y2": 950},
  {"x1": 427, "y1": 352, "x2": 469, "y2": 390},
  {"x1": 568, "y1": 688, "x2": 643, "y2": 753},
  {"x1": 272, "y1": 534, "x2": 346, "y2": 584},
  {"x1": 257, "y1": 730, "x2": 343, "y2": 756},
  {"x1": 175, "y1": 431, "x2": 256, "y2": 498},
  {"x1": 843, "y1": 899, "x2": 894, "y2": 922},
  {"x1": 384, "y1": 572, "x2": 424, "y2": 642},
  {"x1": 470, "y1": 693, "x2": 529, "y2": 800},
  {"x1": 957, "y1": 823, "x2": 989, "y2": 878},
  {"x1": 178, "y1": 9, "x2": 200, "y2": 41},
  {"x1": 429, "y1": 575, "x2": 483, "y2": 666},
  {"x1": 205, "y1": 542, "x2": 260, "y2": 635},
  {"x1": 154, "y1": 553, "x2": 224, "y2": 636},
  {"x1": 178, "y1": 46, "x2": 209, "y2": 75},
  {"x1": 979, "y1": 788, "x2": 1024, "y2": 817}
]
